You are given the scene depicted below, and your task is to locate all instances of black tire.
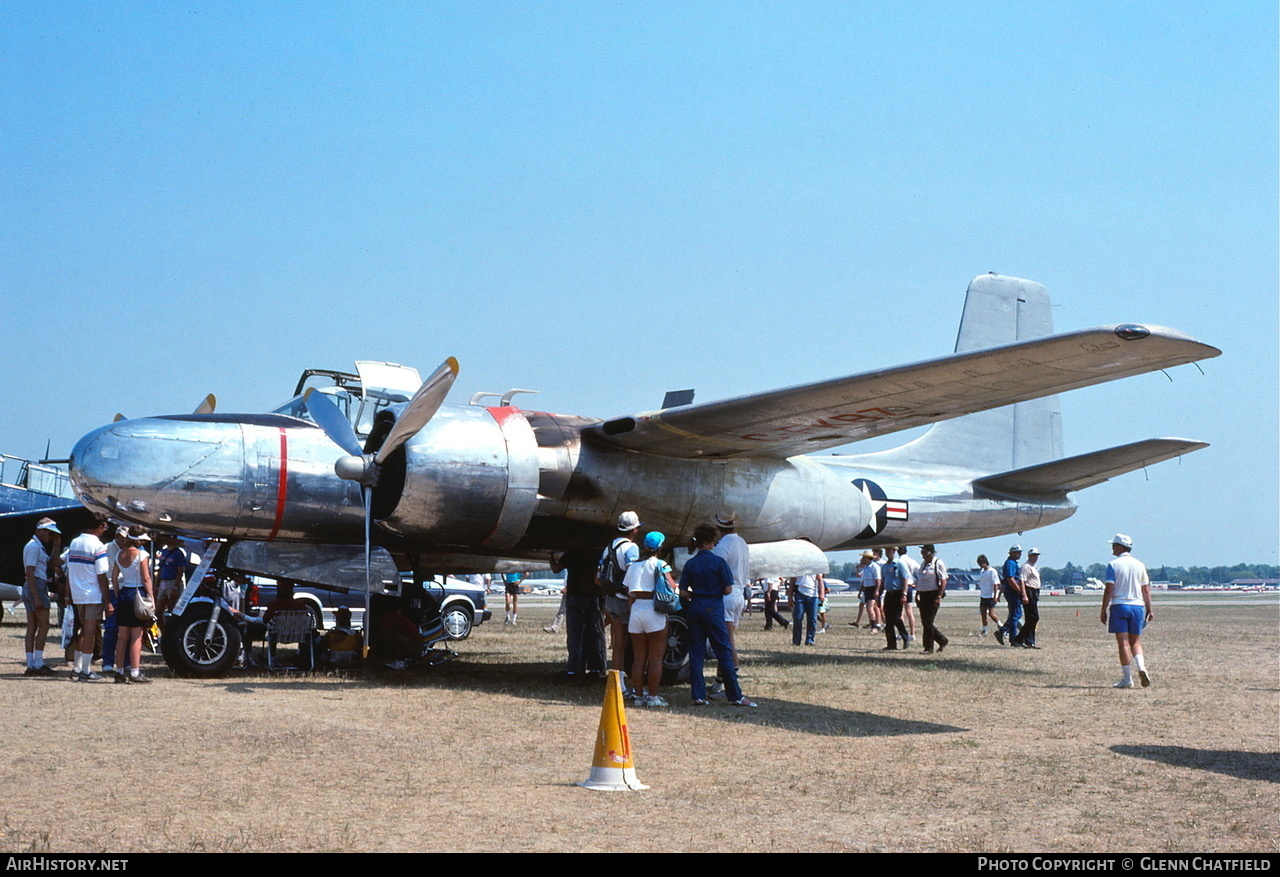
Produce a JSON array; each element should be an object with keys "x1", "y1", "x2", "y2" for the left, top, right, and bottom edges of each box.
[
  {"x1": 164, "y1": 605, "x2": 241, "y2": 678},
  {"x1": 661, "y1": 613, "x2": 690, "y2": 684},
  {"x1": 441, "y1": 602, "x2": 473, "y2": 640}
]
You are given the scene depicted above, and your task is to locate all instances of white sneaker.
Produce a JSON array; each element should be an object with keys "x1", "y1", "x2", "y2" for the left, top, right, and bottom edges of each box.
[
  {"x1": 644, "y1": 695, "x2": 669, "y2": 707},
  {"x1": 1138, "y1": 668, "x2": 1151, "y2": 687},
  {"x1": 1113, "y1": 679, "x2": 1134, "y2": 689}
]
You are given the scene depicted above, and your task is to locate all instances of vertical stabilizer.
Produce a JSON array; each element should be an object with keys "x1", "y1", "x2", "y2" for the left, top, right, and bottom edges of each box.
[{"x1": 848, "y1": 274, "x2": 1064, "y2": 474}]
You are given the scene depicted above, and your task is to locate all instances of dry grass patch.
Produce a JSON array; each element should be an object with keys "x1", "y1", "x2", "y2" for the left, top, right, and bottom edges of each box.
[{"x1": 1, "y1": 594, "x2": 1276, "y2": 852}]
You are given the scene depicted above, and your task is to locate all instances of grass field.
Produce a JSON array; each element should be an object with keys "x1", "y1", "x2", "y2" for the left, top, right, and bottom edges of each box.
[{"x1": 1, "y1": 594, "x2": 1276, "y2": 853}]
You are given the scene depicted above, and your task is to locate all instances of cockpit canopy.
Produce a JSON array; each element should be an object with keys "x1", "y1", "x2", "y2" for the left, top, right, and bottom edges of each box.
[{"x1": 270, "y1": 361, "x2": 423, "y2": 439}]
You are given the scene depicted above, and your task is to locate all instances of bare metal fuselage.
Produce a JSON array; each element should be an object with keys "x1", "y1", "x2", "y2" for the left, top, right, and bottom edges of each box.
[{"x1": 68, "y1": 400, "x2": 1064, "y2": 567}]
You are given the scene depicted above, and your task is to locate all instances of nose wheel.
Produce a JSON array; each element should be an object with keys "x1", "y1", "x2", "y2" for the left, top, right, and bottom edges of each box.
[{"x1": 161, "y1": 604, "x2": 242, "y2": 678}]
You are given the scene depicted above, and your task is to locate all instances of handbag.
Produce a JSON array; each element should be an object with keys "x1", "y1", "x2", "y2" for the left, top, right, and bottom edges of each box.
[
  {"x1": 133, "y1": 588, "x2": 156, "y2": 623},
  {"x1": 653, "y1": 565, "x2": 681, "y2": 615}
]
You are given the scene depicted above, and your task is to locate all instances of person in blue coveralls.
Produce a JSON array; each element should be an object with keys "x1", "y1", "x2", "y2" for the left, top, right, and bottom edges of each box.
[{"x1": 678, "y1": 523, "x2": 756, "y2": 708}]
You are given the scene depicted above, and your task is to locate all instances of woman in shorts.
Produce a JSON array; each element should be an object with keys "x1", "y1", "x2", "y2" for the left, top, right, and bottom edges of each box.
[
  {"x1": 111, "y1": 532, "x2": 155, "y2": 684},
  {"x1": 625, "y1": 531, "x2": 676, "y2": 707}
]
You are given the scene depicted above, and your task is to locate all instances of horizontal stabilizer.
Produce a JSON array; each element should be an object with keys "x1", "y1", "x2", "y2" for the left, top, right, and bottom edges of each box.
[
  {"x1": 593, "y1": 325, "x2": 1220, "y2": 459},
  {"x1": 972, "y1": 438, "x2": 1209, "y2": 496}
]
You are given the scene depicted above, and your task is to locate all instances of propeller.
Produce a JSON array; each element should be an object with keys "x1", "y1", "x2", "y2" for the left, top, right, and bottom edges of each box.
[{"x1": 303, "y1": 356, "x2": 459, "y2": 654}]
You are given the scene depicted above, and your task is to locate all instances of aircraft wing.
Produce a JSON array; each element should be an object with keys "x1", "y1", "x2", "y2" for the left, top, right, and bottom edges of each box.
[
  {"x1": 972, "y1": 438, "x2": 1210, "y2": 496},
  {"x1": 591, "y1": 325, "x2": 1220, "y2": 459}
]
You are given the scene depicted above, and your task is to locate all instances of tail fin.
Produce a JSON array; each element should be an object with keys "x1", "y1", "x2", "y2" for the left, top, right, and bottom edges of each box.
[{"x1": 848, "y1": 273, "x2": 1063, "y2": 474}]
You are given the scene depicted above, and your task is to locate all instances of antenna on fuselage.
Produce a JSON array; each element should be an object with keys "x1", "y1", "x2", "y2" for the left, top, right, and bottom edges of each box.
[{"x1": 661, "y1": 389, "x2": 695, "y2": 409}]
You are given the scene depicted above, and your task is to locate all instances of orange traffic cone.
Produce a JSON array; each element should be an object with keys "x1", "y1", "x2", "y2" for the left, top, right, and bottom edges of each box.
[{"x1": 579, "y1": 669, "x2": 649, "y2": 791}]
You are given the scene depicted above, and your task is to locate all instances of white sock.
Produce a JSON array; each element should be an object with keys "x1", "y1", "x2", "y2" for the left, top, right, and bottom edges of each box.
[
  {"x1": 1120, "y1": 665, "x2": 1133, "y2": 683},
  {"x1": 130, "y1": 668, "x2": 141, "y2": 678},
  {"x1": 33, "y1": 652, "x2": 45, "y2": 669},
  {"x1": 1134, "y1": 654, "x2": 1147, "y2": 673},
  {"x1": 25, "y1": 652, "x2": 34, "y2": 668}
]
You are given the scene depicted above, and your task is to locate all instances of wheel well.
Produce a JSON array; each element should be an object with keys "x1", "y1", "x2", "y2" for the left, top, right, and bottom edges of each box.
[{"x1": 441, "y1": 597, "x2": 473, "y2": 616}]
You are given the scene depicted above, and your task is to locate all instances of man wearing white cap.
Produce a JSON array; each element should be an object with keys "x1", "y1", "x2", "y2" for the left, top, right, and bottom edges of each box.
[
  {"x1": 995, "y1": 545, "x2": 1026, "y2": 646},
  {"x1": 22, "y1": 518, "x2": 62, "y2": 676},
  {"x1": 599, "y1": 511, "x2": 642, "y2": 687},
  {"x1": 1100, "y1": 534, "x2": 1153, "y2": 688}
]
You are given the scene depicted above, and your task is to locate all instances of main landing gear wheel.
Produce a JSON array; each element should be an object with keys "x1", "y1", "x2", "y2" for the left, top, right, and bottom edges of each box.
[
  {"x1": 163, "y1": 606, "x2": 241, "y2": 678},
  {"x1": 662, "y1": 613, "x2": 690, "y2": 685}
]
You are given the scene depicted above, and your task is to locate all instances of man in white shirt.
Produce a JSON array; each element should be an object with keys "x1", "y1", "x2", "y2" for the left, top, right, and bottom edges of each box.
[
  {"x1": 975, "y1": 555, "x2": 1001, "y2": 636},
  {"x1": 789, "y1": 572, "x2": 825, "y2": 646},
  {"x1": 1100, "y1": 533, "x2": 1153, "y2": 689},
  {"x1": 1013, "y1": 548, "x2": 1043, "y2": 649},
  {"x1": 712, "y1": 511, "x2": 750, "y2": 684},
  {"x1": 66, "y1": 517, "x2": 113, "y2": 682},
  {"x1": 914, "y1": 544, "x2": 948, "y2": 653}
]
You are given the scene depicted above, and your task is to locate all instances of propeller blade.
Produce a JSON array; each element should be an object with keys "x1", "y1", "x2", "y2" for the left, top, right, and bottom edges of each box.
[
  {"x1": 193, "y1": 394, "x2": 216, "y2": 415},
  {"x1": 374, "y1": 356, "x2": 458, "y2": 465},
  {"x1": 303, "y1": 388, "x2": 364, "y2": 457}
]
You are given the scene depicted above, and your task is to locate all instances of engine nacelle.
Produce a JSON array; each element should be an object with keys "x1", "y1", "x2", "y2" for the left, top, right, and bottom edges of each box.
[{"x1": 378, "y1": 405, "x2": 540, "y2": 550}]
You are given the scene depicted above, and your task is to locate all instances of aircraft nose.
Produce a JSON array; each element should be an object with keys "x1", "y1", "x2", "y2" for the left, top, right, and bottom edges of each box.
[{"x1": 70, "y1": 417, "x2": 247, "y2": 532}]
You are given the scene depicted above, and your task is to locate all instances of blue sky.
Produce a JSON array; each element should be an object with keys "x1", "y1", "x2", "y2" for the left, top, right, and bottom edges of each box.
[{"x1": 3, "y1": 2, "x2": 1275, "y2": 569}]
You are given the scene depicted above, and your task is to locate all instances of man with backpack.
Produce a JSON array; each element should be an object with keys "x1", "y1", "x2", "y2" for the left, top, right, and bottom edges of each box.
[{"x1": 598, "y1": 511, "x2": 641, "y2": 692}]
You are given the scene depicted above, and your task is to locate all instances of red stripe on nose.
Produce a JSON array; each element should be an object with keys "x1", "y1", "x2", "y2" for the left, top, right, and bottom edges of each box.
[{"x1": 267, "y1": 428, "x2": 288, "y2": 541}]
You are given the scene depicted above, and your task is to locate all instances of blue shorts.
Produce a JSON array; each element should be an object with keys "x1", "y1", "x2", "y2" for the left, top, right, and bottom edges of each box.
[{"x1": 1108, "y1": 603, "x2": 1146, "y2": 636}]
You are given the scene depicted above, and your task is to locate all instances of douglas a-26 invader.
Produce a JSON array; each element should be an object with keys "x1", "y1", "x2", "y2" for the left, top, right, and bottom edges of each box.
[{"x1": 68, "y1": 274, "x2": 1218, "y2": 674}]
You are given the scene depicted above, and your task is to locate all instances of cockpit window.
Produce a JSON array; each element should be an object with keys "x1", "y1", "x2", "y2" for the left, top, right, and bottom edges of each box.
[
  {"x1": 272, "y1": 388, "x2": 359, "y2": 433},
  {"x1": 270, "y1": 386, "x2": 408, "y2": 439}
]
